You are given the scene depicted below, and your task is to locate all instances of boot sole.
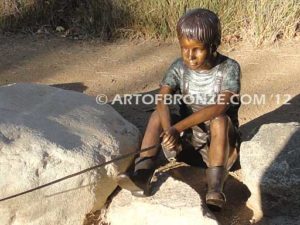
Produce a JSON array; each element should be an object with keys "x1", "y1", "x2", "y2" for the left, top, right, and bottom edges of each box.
[{"x1": 206, "y1": 198, "x2": 225, "y2": 212}]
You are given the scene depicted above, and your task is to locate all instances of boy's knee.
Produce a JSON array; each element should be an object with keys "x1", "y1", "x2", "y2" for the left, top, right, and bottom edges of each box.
[
  {"x1": 210, "y1": 114, "x2": 229, "y2": 125},
  {"x1": 209, "y1": 114, "x2": 231, "y2": 136}
]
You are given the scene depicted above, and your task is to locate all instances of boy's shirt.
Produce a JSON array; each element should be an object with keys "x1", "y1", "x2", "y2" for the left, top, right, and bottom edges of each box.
[{"x1": 160, "y1": 54, "x2": 241, "y2": 129}]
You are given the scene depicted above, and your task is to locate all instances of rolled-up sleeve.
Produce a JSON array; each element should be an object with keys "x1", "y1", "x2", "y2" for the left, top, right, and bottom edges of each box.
[
  {"x1": 221, "y1": 60, "x2": 241, "y2": 94},
  {"x1": 160, "y1": 58, "x2": 182, "y2": 92}
]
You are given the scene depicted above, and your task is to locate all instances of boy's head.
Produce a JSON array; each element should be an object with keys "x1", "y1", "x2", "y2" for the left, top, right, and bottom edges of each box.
[
  {"x1": 177, "y1": 8, "x2": 221, "y2": 49},
  {"x1": 176, "y1": 8, "x2": 221, "y2": 70}
]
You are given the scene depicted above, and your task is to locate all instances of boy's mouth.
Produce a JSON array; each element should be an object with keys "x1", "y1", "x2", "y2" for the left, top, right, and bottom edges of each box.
[
  {"x1": 189, "y1": 62, "x2": 197, "y2": 66},
  {"x1": 186, "y1": 61, "x2": 200, "y2": 68}
]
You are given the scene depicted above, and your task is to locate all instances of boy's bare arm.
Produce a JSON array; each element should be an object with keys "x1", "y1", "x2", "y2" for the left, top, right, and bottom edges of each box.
[
  {"x1": 156, "y1": 85, "x2": 174, "y2": 131},
  {"x1": 156, "y1": 85, "x2": 183, "y2": 149},
  {"x1": 173, "y1": 92, "x2": 233, "y2": 133}
]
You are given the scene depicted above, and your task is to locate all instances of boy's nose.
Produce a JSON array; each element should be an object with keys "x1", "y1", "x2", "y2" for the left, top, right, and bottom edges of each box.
[{"x1": 188, "y1": 50, "x2": 196, "y2": 60}]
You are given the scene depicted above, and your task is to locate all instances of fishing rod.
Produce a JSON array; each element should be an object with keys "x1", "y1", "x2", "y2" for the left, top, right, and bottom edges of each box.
[{"x1": 0, "y1": 143, "x2": 161, "y2": 202}]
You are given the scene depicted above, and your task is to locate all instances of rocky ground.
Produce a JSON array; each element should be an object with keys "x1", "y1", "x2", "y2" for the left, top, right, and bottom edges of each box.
[{"x1": 0, "y1": 34, "x2": 299, "y2": 225}]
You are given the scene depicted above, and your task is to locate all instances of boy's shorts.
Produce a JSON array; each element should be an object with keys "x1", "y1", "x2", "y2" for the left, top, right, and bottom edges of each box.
[{"x1": 163, "y1": 113, "x2": 241, "y2": 171}]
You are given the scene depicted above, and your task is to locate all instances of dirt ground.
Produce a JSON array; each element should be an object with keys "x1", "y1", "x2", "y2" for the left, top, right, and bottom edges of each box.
[{"x1": 0, "y1": 34, "x2": 299, "y2": 225}]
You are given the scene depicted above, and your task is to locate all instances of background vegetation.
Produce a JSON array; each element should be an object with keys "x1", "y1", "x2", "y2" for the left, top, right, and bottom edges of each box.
[{"x1": 0, "y1": 0, "x2": 299, "y2": 45}]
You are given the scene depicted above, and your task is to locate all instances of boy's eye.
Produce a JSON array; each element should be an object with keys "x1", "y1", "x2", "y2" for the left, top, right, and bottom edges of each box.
[
  {"x1": 195, "y1": 47, "x2": 205, "y2": 52},
  {"x1": 182, "y1": 47, "x2": 204, "y2": 53}
]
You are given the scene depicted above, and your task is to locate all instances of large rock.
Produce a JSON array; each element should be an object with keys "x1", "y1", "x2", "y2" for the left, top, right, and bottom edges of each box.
[
  {"x1": 102, "y1": 165, "x2": 220, "y2": 225},
  {"x1": 240, "y1": 122, "x2": 300, "y2": 218},
  {"x1": 0, "y1": 83, "x2": 140, "y2": 225}
]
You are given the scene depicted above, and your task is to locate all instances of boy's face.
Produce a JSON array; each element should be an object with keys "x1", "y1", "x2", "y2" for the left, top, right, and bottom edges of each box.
[{"x1": 179, "y1": 37, "x2": 209, "y2": 70}]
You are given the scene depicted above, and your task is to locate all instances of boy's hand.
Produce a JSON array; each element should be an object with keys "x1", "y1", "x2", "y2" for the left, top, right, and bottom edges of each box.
[{"x1": 160, "y1": 127, "x2": 180, "y2": 151}]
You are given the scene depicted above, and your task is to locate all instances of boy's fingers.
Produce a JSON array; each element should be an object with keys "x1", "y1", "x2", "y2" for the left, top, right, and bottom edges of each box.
[
  {"x1": 162, "y1": 142, "x2": 171, "y2": 150},
  {"x1": 165, "y1": 136, "x2": 176, "y2": 145},
  {"x1": 162, "y1": 137, "x2": 168, "y2": 144},
  {"x1": 168, "y1": 142, "x2": 177, "y2": 149},
  {"x1": 162, "y1": 134, "x2": 171, "y2": 144},
  {"x1": 165, "y1": 142, "x2": 173, "y2": 149},
  {"x1": 165, "y1": 144, "x2": 176, "y2": 151},
  {"x1": 165, "y1": 143, "x2": 174, "y2": 149},
  {"x1": 164, "y1": 136, "x2": 179, "y2": 148},
  {"x1": 164, "y1": 140, "x2": 176, "y2": 149},
  {"x1": 160, "y1": 131, "x2": 165, "y2": 138},
  {"x1": 162, "y1": 139, "x2": 173, "y2": 148},
  {"x1": 165, "y1": 139, "x2": 174, "y2": 147}
]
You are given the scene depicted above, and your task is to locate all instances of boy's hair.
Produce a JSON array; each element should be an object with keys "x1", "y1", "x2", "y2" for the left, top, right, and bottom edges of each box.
[{"x1": 176, "y1": 8, "x2": 221, "y2": 49}]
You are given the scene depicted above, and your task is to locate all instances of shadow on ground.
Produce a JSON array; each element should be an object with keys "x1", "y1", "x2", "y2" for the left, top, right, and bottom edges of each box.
[
  {"x1": 240, "y1": 94, "x2": 300, "y2": 141},
  {"x1": 168, "y1": 166, "x2": 253, "y2": 225},
  {"x1": 110, "y1": 89, "x2": 159, "y2": 132},
  {"x1": 50, "y1": 82, "x2": 88, "y2": 93}
]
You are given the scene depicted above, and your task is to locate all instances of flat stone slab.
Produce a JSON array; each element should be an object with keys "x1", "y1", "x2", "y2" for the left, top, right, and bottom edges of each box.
[{"x1": 102, "y1": 165, "x2": 220, "y2": 225}]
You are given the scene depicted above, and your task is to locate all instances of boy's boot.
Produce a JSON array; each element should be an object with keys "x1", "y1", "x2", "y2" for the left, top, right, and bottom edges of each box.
[
  {"x1": 205, "y1": 166, "x2": 228, "y2": 211},
  {"x1": 116, "y1": 156, "x2": 156, "y2": 197}
]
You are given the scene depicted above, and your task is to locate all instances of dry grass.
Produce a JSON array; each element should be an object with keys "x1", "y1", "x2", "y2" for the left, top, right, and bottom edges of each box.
[{"x1": 0, "y1": 0, "x2": 299, "y2": 45}]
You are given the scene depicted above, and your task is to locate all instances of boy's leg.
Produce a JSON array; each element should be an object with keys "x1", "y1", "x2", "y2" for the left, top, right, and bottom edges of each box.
[
  {"x1": 208, "y1": 114, "x2": 238, "y2": 169},
  {"x1": 116, "y1": 110, "x2": 163, "y2": 197},
  {"x1": 131, "y1": 110, "x2": 163, "y2": 174},
  {"x1": 205, "y1": 114, "x2": 238, "y2": 210},
  {"x1": 139, "y1": 110, "x2": 163, "y2": 158}
]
